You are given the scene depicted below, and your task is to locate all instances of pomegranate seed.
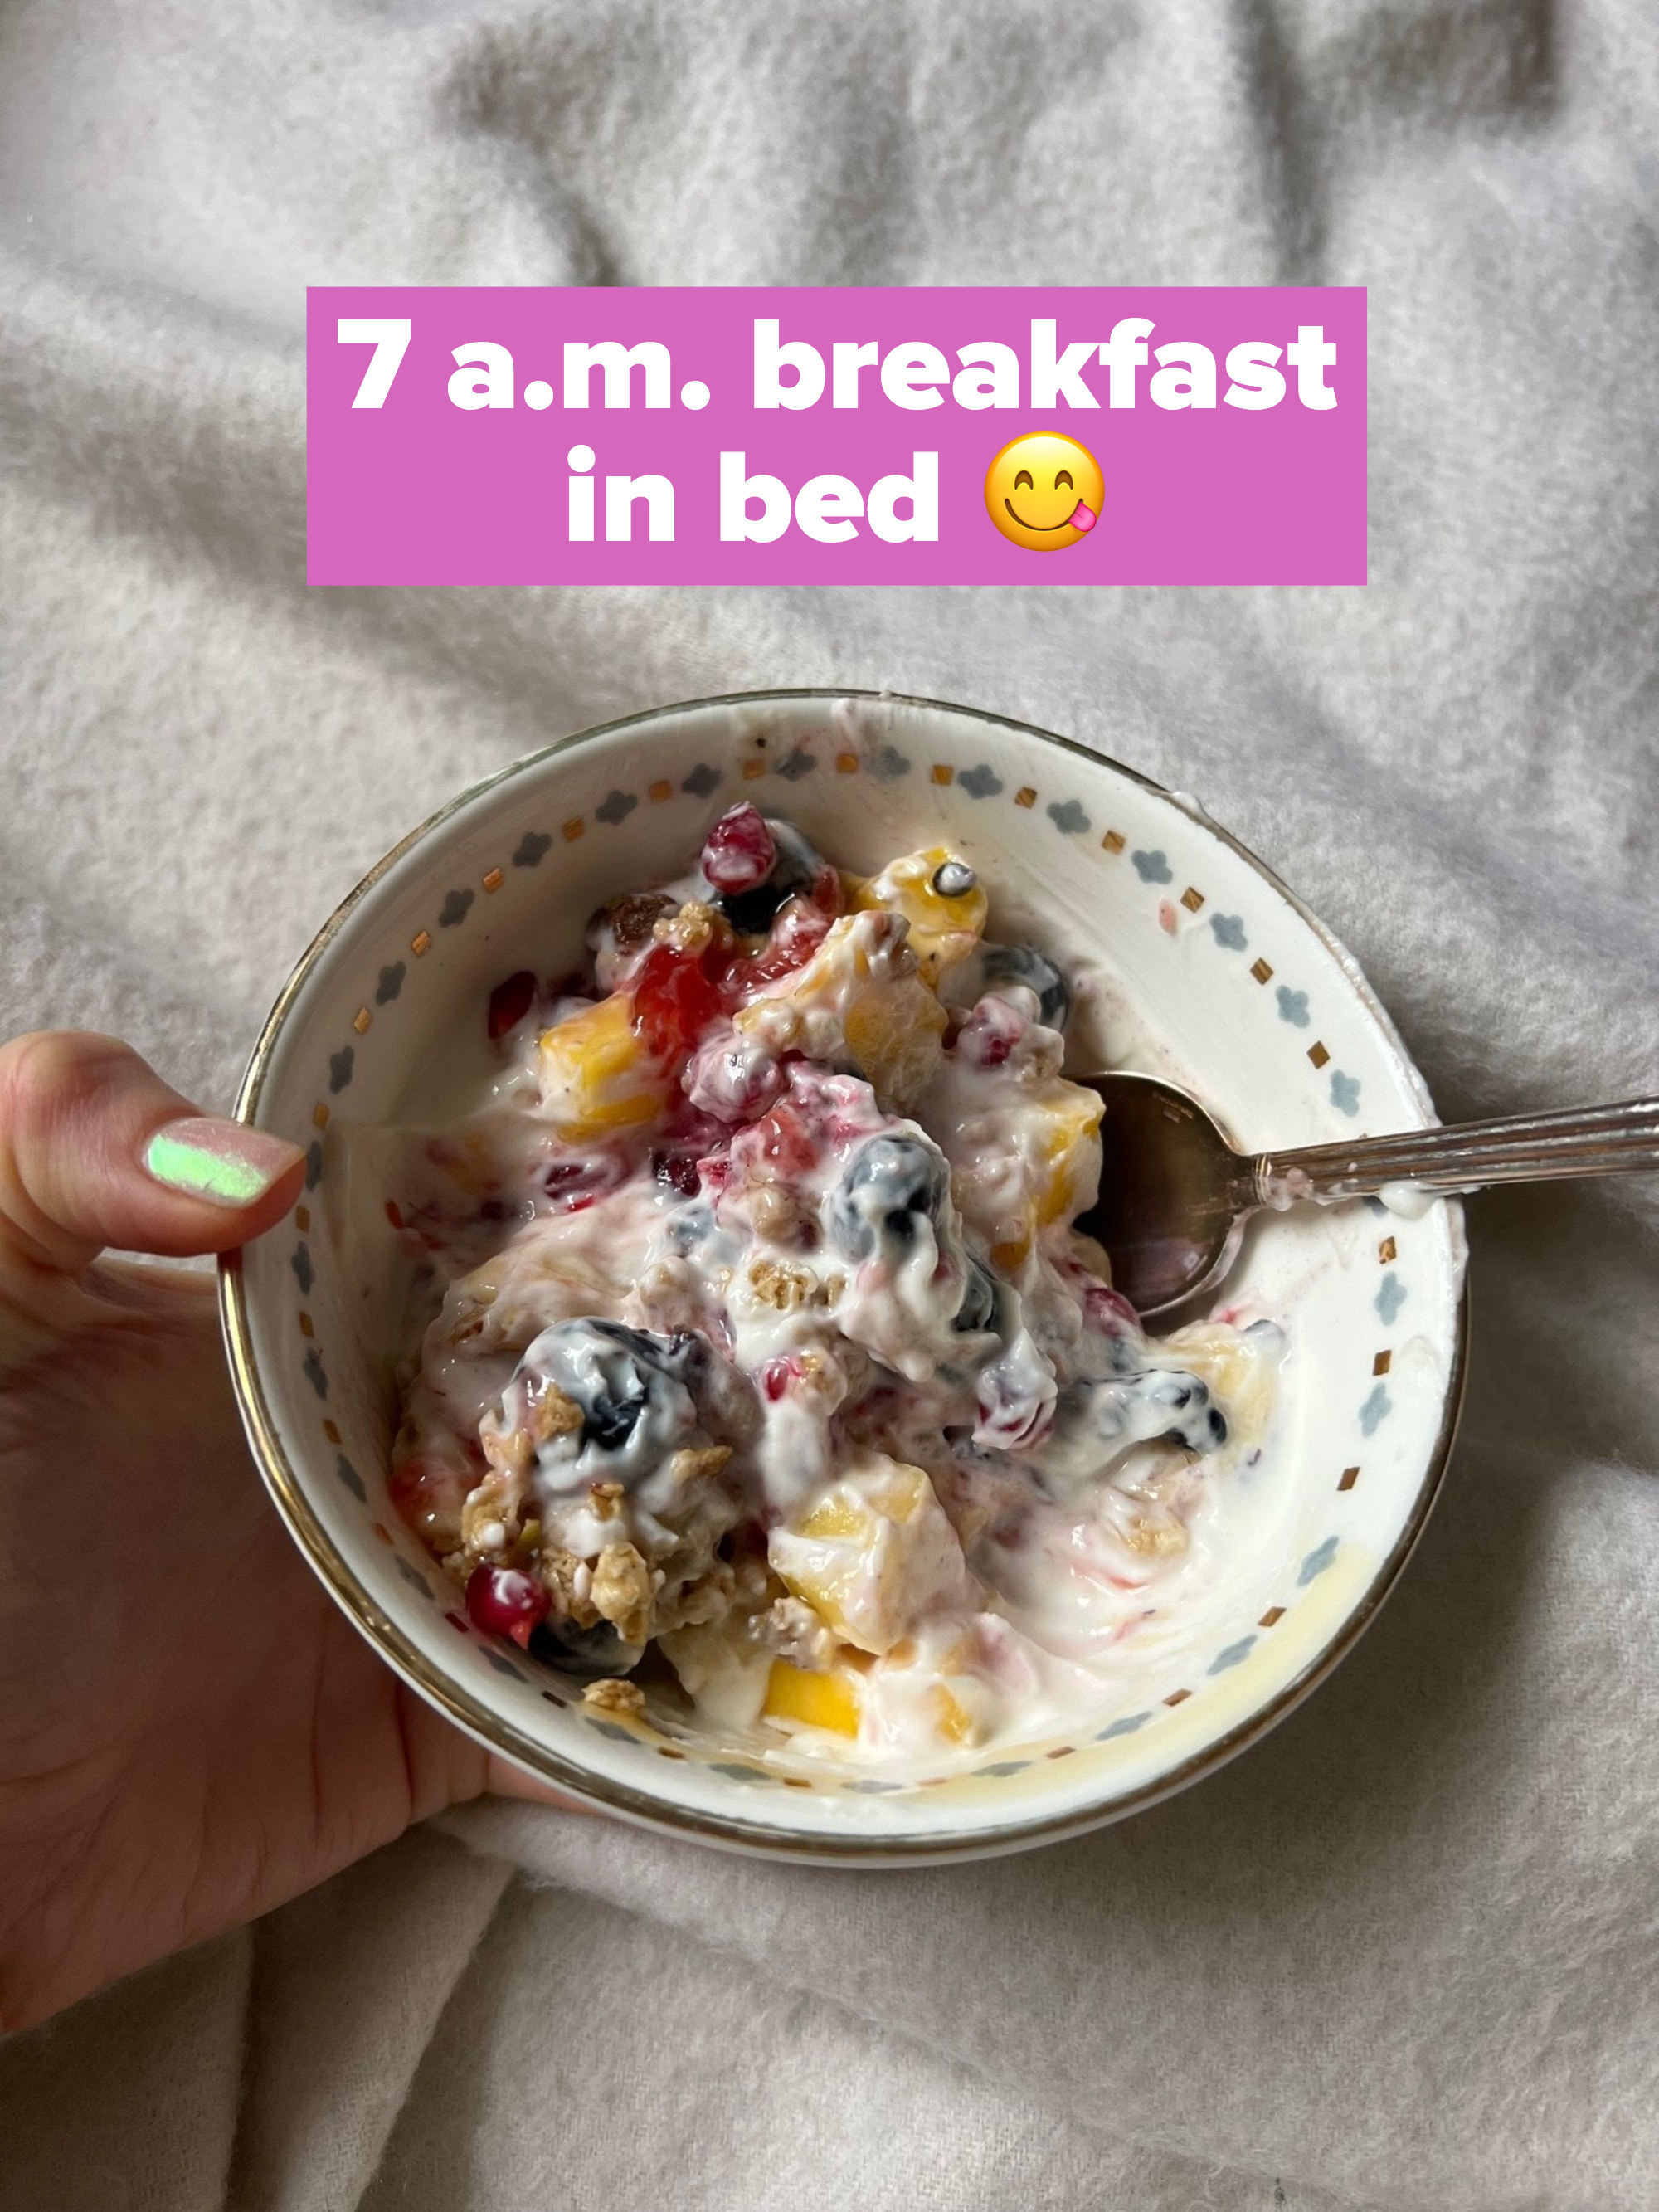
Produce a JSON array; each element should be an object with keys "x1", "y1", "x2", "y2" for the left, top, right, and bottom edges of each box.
[
  {"x1": 761, "y1": 1356, "x2": 802, "y2": 1401},
  {"x1": 541, "y1": 1152, "x2": 627, "y2": 1211},
  {"x1": 652, "y1": 1149, "x2": 701, "y2": 1197},
  {"x1": 487, "y1": 970, "x2": 538, "y2": 1040},
  {"x1": 701, "y1": 802, "x2": 776, "y2": 894},
  {"x1": 465, "y1": 1563, "x2": 550, "y2": 1640}
]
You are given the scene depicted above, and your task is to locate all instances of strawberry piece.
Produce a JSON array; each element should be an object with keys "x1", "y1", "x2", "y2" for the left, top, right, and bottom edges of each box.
[{"x1": 631, "y1": 943, "x2": 724, "y2": 1060}]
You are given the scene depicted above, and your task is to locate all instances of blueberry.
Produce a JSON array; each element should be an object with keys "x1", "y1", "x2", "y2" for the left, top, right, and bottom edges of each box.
[
  {"x1": 829, "y1": 1133, "x2": 951, "y2": 1262},
  {"x1": 954, "y1": 1254, "x2": 1003, "y2": 1335},
  {"x1": 585, "y1": 1386, "x2": 643, "y2": 1452},
  {"x1": 714, "y1": 819, "x2": 824, "y2": 935},
  {"x1": 931, "y1": 858, "x2": 977, "y2": 899},
  {"x1": 981, "y1": 943, "x2": 1071, "y2": 1030},
  {"x1": 1088, "y1": 1367, "x2": 1227, "y2": 1454},
  {"x1": 513, "y1": 1318, "x2": 704, "y2": 1491},
  {"x1": 668, "y1": 1202, "x2": 715, "y2": 1253},
  {"x1": 528, "y1": 1617, "x2": 645, "y2": 1680}
]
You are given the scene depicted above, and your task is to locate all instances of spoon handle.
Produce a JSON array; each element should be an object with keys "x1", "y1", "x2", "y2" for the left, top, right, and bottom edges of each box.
[{"x1": 1248, "y1": 1096, "x2": 1659, "y2": 1205}]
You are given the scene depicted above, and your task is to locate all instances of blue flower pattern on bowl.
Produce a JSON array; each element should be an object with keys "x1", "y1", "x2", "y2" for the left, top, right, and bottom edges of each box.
[
  {"x1": 1298, "y1": 1536, "x2": 1339, "y2": 1586},
  {"x1": 1094, "y1": 1713, "x2": 1151, "y2": 1741},
  {"x1": 958, "y1": 763, "x2": 1000, "y2": 797},
  {"x1": 1275, "y1": 986, "x2": 1309, "y2": 1027},
  {"x1": 1132, "y1": 848, "x2": 1172, "y2": 884},
  {"x1": 1375, "y1": 1273, "x2": 1407, "y2": 1325},
  {"x1": 1359, "y1": 1383, "x2": 1392, "y2": 1435},
  {"x1": 1331, "y1": 1071, "x2": 1361, "y2": 1117},
  {"x1": 1210, "y1": 913, "x2": 1247, "y2": 951},
  {"x1": 1047, "y1": 799, "x2": 1090, "y2": 836}
]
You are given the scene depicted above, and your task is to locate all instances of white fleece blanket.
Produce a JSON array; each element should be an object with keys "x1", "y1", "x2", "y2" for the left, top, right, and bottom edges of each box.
[{"x1": 2, "y1": 3, "x2": 1657, "y2": 2207}]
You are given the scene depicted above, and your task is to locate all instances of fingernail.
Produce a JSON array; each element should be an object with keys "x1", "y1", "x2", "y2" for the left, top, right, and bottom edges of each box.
[{"x1": 142, "y1": 1118, "x2": 304, "y2": 1207}]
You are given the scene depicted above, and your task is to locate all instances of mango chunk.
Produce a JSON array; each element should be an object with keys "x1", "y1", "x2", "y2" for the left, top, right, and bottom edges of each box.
[
  {"x1": 853, "y1": 846, "x2": 988, "y2": 984},
  {"x1": 990, "y1": 1076, "x2": 1105, "y2": 1269},
  {"x1": 538, "y1": 992, "x2": 669, "y2": 1142},
  {"x1": 764, "y1": 1658, "x2": 861, "y2": 1737},
  {"x1": 734, "y1": 910, "x2": 946, "y2": 1111},
  {"x1": 841, "y1": 981, "x2": 948, "y2": 1113},
  {"x1": 930, "y1": 1683, "x2": 975, "y2": 1745},
  {"x1": 771, "y1": 1454, "x2": 970, "y2": 1655}
]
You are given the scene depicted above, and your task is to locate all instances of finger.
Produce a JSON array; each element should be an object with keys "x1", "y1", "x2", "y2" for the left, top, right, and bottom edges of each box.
[
  {"x1": 486, "y1": 1756, "x2": 599, "y2": 1816},
  {"x1": 0, "y1": 1030, "x2": 304, "y2": 1282}
]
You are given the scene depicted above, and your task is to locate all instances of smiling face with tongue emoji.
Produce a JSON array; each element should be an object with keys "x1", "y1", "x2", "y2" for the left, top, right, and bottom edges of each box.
[{"x1": 985, "y1": 431, "x2": 1103, "y2": 552}]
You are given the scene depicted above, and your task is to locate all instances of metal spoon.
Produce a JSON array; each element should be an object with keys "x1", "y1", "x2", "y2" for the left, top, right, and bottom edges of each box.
[{"x1": 1073, "y1": 1072, "x2": 1659, "y2": 1319}]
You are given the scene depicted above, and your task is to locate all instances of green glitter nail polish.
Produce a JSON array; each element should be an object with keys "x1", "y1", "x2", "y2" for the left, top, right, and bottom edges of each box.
[{"x1": 143, "y1": 1118, "x2": 301, "y2": 1208}]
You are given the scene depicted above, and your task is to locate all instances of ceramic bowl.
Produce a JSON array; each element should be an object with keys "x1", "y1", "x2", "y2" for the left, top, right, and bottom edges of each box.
[{"x1": 220, "y1": 689, "x2": 1467, "y2": 1864}]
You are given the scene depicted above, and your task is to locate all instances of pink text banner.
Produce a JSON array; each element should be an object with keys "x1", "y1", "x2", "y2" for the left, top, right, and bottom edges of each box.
[{"x1": 306, "y1": 286, "x2": 1366, "y2": 587}]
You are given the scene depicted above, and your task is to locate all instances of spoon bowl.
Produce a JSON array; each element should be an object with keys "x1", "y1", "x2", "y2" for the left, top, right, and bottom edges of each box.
[
  {"x1": 1077, "y1": 1069, "x2": 1659, "y2": 1320},
  {"x1": 1074, "y1": 1073, "x2": 1250, "y2": 1318}
]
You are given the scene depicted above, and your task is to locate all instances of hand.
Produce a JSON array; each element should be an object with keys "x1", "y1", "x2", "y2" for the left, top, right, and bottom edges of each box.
[{"x1": 0, "y1": 1032, "x2": 562, "y2": 2034}]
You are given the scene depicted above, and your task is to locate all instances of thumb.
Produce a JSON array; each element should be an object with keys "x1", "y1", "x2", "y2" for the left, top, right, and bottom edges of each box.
[{"x1": 0, "y1": 1030, "x2": 304, "y2": 1285}]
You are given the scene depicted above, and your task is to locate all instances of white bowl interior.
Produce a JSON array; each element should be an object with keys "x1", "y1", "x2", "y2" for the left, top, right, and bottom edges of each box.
[{"x1": 223, "y1": 694, "x2": 1466, "y2": 1859}]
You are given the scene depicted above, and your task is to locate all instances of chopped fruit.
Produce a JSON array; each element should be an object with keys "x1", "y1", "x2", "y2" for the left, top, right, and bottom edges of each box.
[
  {"x1": 930, "y1": 1683, "x2": 975, "y2": 1744},
  {"x1": 630, "y1": 942, "x2": 725, "y2": 1060},
  {"x1": 734, "y1": 910, "x2": 947, "y2": 1112},
  {"x1": 538, "y1": 992, "x2": 669, "y2": 1141},
  {"x1": 726, "y1": 898, "x2": 834, "y2": 1000},
  {"x1": 796, "y1": 1492, "x2": 864, "y2": 1541},
  {"x1": 853, "y1": 845, "x2": 988, "y2": 982},
  {"x1": 388, "y1": 1450, "x2": 470, "y2": 1552},
  {"x1": 763, "y1": 1658, "x2": 861, "y2": 1737},
  {"x1": 739, "y1": 1099, "x2": 819, "y2": 1181},
  {"x1": 465, "y1": 1562, "x2": 551, "y2": 1646},
  {"x1": 770, "y1": 1455, "x2": 970, "y2": 1654},
  {"x1": 700, "y1": 801, "x2": 776, "y2": 894},
  {"x1": 487, "y1": 970, "x2": 538, "y2": 1040},
  {"x1": 842, "y1": 982, "x2": 949, "y2": 1112},
  {"x1": 987, "y1": 1077, "x2": 1105, "y2": 1270}
]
